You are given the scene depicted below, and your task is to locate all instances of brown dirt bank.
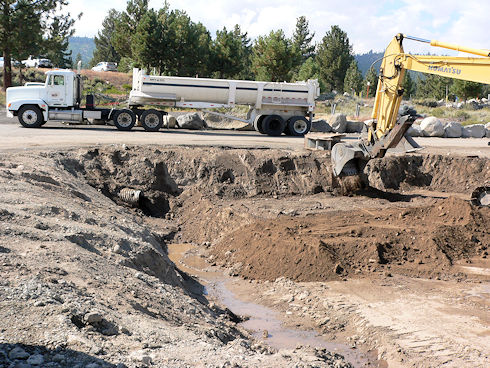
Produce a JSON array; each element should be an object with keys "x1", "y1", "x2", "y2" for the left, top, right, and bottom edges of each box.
[{"x1": 210, "y1": 197, "x2": 489, "y2": 282}]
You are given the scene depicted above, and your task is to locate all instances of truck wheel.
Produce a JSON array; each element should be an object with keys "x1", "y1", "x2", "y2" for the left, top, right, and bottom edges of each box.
[
  {"x1": 18, "y1": 105, "x2": 44, "y2": 128},
  {"x1": 140, "y1": 109, "x2": 163, "y2": 132},
  {"x1": 285, "y1": 116, "x2": 311, "y2": 136},
  {"x1": 253, "y1": 115, "x2": 265, "y2": 134},
  {"x1": 262, "y1": 115, "x2": 285, "y2": 136},
  {"x1": 113, "y1": 109, "x2": 136, "y2": 131}
]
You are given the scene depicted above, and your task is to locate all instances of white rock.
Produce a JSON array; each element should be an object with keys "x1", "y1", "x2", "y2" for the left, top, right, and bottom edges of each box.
[
  {"x1": 163, "y1": 115, "x2": 176, "y2": 128},
  {"x1": 444, "y1": 122, "x2": 462, "y2": 138},
  {"x1": 407, "y1": 124, "x2": 422, "y2": 137},
  {"x1": 485, "y1": 122, "x2": 490, "y2": 138},
  {"x1": 420, "y1": 117, "x2": 444, "y2": 137},
  {"x1": 328, "y1": 113, "x2": 347, "y2": 133},
  {"x1": 84, "y1": 311, "x2": 103, "y2": 324},
  {"x1": 462, "y1": 124, "x2": 486, "y2": 138},
  {"x1": 176, "y1": 112, "x2": 206, "y2": 130}
]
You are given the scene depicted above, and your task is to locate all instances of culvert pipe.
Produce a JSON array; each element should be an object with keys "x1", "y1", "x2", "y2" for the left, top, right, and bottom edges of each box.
[{"x1": 118, "y1": 188, "x2": 142, "y2": 205}]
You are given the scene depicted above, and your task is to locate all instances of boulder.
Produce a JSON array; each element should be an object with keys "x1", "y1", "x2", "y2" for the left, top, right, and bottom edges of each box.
[
  {"x1": 462, "y1": 124, "x2": 486, "y2": 138},
  {"x1": 176, "y1": 113, "x2": 206, "y2": 130},
  {"x1": 485, "y1": 122, "x2": 490, "y2": 138},
  {"x1": 310, "y1": 119, "x2": 332, "y2": 133},
  {"x1": 163, "y1": 115, "x2": 177, "y2": 128},
  {"x1": 406, "y1": 124, "x2": 422, "y2": 137},
  {"x1": 399, "y1": 105, "x2": 417, "y2": 116},
  {"x1": 346, "y1": 120, "x2": 365, "y2": 133},
  {"x1": 328, "y1": 113, "x2": 347, "y2": 133},
  {"x1": 420, "y1": 116, "x2": 444, "y2": 137},
  {"x1": 444, "y1": 122, "x2": 462, "y2": 138}
]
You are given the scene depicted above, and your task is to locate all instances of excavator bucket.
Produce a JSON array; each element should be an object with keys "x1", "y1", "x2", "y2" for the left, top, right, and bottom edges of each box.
[{"x1": 331, "y1": 142, "x2": 369, "y2": 177}]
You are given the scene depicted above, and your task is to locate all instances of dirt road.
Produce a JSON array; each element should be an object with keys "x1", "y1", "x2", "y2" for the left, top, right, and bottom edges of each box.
[
  {"x1": 0, "y1": 116, "x2": 489, "y2": 367},
  {"x1": 1, "y1": 115, "x2": 490, "y2": 157}
]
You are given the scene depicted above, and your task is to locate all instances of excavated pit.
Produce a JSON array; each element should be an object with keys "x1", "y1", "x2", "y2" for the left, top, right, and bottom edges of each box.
[{"x1": 58, "y1": 145, "x2": 489, "y2": 282}]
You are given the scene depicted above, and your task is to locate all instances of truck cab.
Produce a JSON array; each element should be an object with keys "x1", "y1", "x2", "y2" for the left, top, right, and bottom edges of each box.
[
  {"x1": 6, "y1": 69, "x2": 84, "y2": 127},
  {"x1": 44, "y1": 70, "x2": 78, "y2": 107}
]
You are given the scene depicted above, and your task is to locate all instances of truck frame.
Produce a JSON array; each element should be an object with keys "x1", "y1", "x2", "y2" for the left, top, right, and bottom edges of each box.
[{"x1": 6, "y1": 67, "x2": 319, "y2": 137}]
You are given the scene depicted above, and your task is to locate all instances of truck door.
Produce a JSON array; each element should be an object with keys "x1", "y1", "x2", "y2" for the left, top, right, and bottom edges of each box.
[{"x1": 46, "y1": 74, "x2": 67, "y2": 106}]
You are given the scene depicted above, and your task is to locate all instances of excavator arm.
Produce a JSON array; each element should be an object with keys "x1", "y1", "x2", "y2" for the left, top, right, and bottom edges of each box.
[{"x1": 332, "y1": 34, "x2": 490, "y2": 178}]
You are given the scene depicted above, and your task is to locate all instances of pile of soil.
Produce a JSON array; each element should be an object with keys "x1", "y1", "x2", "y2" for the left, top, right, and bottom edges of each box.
[{"x1": 211, "y1": 197, "x2": 489, "y2": 281}]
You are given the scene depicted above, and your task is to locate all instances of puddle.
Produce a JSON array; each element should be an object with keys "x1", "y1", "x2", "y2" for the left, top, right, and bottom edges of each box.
[{"x1": 167, "y1": 243, "x2": 376, "y2": 367}]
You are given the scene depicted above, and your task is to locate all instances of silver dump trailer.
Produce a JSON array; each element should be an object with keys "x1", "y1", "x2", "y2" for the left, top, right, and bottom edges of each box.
[
  {"x1": 6, "y1": 67, "x2": 319, "y2": 136},
  {"x1": 129, "y1": 68, "x2": 320, "y2": 136}
]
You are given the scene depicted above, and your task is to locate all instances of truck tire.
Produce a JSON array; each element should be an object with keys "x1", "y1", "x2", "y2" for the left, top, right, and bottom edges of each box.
[
  {"x1": 18, "y1": 105, "x2": 44, "y2": 128},
  {"x1": 285, "y1": 116, "x2": 311, "y2": 136},
  {"x1": 140, "y1": 109, "x2": 163, "y2": 132},
  {"x1": 262, "y1": 115, "x2": 285, "y2": 136},
  {"x1": 113, "y1": 109, "x2": 136, "y2": 131},
  {"x1": 253, "y1": 115, "x2": 265, "y2": 134}
]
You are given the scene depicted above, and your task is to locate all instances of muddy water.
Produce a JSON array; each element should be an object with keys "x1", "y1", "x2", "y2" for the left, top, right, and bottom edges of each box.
[{"x1": 167, "y1": 243, "x2": 375, "y2": 367}]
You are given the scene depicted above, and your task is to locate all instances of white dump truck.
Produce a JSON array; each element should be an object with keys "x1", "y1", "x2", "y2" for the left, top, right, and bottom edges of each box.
[{"x1": 6, "y1": 68, "x2": 320, "y2": 136}]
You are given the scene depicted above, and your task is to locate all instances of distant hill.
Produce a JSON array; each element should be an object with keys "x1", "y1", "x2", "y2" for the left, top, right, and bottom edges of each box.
[
  {"x1": 68, "y1": 37, "x2": 95, "y2": 67},
  {"x1": 354, "y1": 51, "x2": 384, "y2": 76}
]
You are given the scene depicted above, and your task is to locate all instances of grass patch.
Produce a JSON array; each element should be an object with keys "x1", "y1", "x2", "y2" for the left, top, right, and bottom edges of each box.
[{"x1": 0, "y1": 91, "x2": 5, "y2": 107}]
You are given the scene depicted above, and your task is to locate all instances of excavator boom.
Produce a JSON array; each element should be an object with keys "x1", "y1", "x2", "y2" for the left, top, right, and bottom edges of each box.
[{"x1": 332, "y1": 34, "x2": 490, "y2": 179}]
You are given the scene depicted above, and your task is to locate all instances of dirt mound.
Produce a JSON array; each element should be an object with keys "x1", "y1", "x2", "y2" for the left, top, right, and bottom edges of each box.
[
  {"x1": 211, "y1": 197, "x2": 489, "y2": 281},
  {"x1": 365, "y1": 154, "x2": 489, "y2": 192}
]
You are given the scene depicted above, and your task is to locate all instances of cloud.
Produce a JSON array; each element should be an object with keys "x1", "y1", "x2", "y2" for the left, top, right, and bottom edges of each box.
[{"x1": 67, "y1": 0, "x2": 487, "y2": 56}]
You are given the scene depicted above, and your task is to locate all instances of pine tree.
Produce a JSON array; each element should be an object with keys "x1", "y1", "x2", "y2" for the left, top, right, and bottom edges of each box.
[
  {"x1": 294, "y1": 57, "x2": 323, "y2": 91},
  {"x1": 91, "y1": 9, "x2": 121, "y2": 66},
  {"x1": 113, "y1": 0, "x2": 149, "y2": 59},
  {"x1": 211, "y1": 26, "x2": 251, "y2": 79},
  {"x1": 292, "y1": 16, "x2": 315, "y2": 67},
  {"x1": 44, "y1": 13, "x2": 79, "y2": 68},
  {"x1": 363, "y1": 67, "x2": 378, "y2": 97},
  {"x1": 131, "y1": 9, "x2": 164, "y2": 72},
  {"x1": 343, "y1": 60, "x2": 363, "y2": 94},
  {"x1": 402, "y1": 72, "x2": 415, "y2": 99},
  {"x1": 251, "y1": 30, "x2": 294, "y2": 82},
  {"x1": 1, "y1": 0, "x2": 76, "y2": 89},
  {"x1": 415, "y1": 74, "x2": 452, "y2": 100},
  {"x1": 450, "y1": 80, "x2": 484, "y2": 101},
  {"x1": 316, "y1": 25, "x2": 354, "y2": 92}
]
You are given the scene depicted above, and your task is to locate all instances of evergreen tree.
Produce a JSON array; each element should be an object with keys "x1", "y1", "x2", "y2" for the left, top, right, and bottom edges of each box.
[
  {"x1": 316, "y1": 25, "x2": 353, "y2": 92},
  {"x1": 293, "y1": 57, "x2": 323, "y2": 91},
  {"x1": 131, "y1": 9, "x2": 163, "y2": 72},
  {"x1": 44, "y1": 13, "x2": 79, "y2": 68},
  {"x1": 450, "y1": 80, "x2": 484, "y2": 101},
  {"x1": 363, "y1": 67, "x2": 378, "y2": 97},
  {"x1": 113, "y1": 0, "x2": 149, "y2": 59},
  {"x1": 251, "y1": 30, "x2": 294, "y2": 82},
  {"x1": 292, "y1": 16, "x2": 315, "y2": 68},
  {"x1": 91, "y1": 9, "x2": 121, "y2": 66},
  {"x1": 164, "y1": 9, "x2": 212, "y2": 76},
  {"x1": 343, "y1": 60, "x2": 363, "y2": 94},
  {"x1": 1, "y1": 0, "x2": 76, "y2": 89},
  {"x1": 415, "y1": 74, "x2": 452, "y2": 100},
  {"x1": 401, "y1": 72, "x2": 415, "y2": 99},
  {"x1": 211, "y1": 25, "x2": 251, "y2": 79}
]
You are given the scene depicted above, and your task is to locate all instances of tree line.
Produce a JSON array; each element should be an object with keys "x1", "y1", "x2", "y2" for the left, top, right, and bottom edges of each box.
[
  {"x1": 92, "y1": 0, "x2": 367, "y2": 94},
  {"x1": 0, "y1": 0, "x2": 80, "y2": 90}
]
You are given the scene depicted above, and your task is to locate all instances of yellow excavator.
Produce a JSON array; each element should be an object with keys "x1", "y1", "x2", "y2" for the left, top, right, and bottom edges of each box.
[{"x1": 331, "y1": 34, "x2": 490, "y2": 204}]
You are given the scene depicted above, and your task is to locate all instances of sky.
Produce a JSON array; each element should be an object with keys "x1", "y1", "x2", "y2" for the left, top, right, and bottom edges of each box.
[{"x1": 66, "y1": 0, "x2": 489, "y2": 55}]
